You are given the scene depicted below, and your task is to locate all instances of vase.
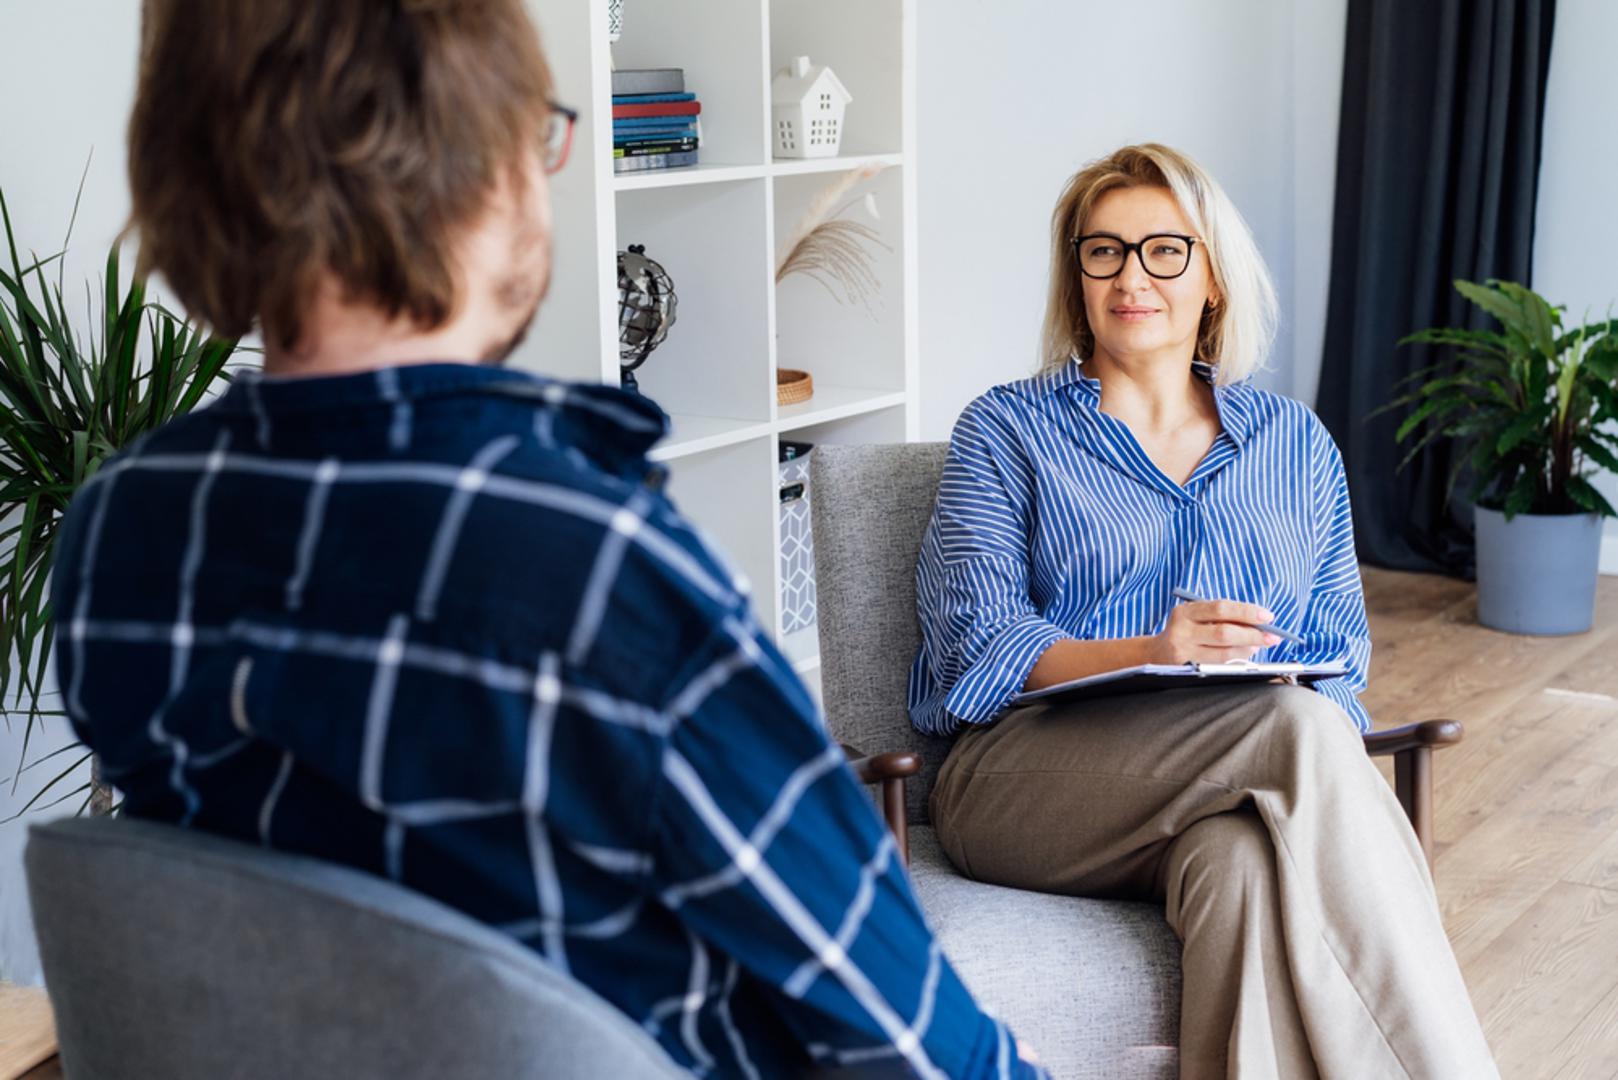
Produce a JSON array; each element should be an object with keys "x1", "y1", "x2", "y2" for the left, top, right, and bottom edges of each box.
[{"x1": 1473, "y1": 505, "x2": 1603, "y2": 635}]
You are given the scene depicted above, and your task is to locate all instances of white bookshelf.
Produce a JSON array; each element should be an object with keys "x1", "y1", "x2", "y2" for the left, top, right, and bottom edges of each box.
[{"x1": 520, "y1": 0, "x2": 919, "y2": 689}]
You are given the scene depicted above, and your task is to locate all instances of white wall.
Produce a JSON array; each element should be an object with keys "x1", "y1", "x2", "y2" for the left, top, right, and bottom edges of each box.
[
  {"x1": 0, "y1": 1, "x2": 146, "y2": 985},
  {"x1": 1532, "y1": 0, "x2": 1618, "y2": 573},
  {"x1": 1289, "y1": 0, "x2": 1350, "y2": 408},
  {"x1": 916, "y1": 0, "x2": 1349, "y2": 439}
]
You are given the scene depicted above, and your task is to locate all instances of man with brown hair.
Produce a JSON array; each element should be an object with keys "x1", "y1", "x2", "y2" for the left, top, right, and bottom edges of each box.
[{"x1": 52, "y1": 3, "x2": 1043, "y2": 1076}]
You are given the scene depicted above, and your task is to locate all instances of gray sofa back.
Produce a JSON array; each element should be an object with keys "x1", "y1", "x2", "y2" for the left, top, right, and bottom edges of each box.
[
  {"x1": 811, "y1": 443, "x2": 956, "y2": 825},
  {"x1": 25, "y1": 817, "x2": 686, "y2": 1079}
]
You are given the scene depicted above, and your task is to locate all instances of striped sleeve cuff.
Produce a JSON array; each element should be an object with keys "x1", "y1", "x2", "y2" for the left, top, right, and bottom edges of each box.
[{"x1": 942, "y1": 616, "x2": 1071, "y2": 727}]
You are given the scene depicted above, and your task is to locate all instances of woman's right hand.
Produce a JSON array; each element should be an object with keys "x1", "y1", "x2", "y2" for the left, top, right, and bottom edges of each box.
[{"x1": 1148, "y1": 600, "x2": 1281, "y2": 665}]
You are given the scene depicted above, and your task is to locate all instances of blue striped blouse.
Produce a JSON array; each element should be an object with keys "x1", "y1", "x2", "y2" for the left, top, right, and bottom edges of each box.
[{"x1": 909, "y1": 359, "x2": 1372, "y2": 737}]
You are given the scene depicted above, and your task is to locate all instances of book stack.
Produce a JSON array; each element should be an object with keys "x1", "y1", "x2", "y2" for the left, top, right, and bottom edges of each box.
[{"x1": 612, "y1": 68, "x2": 701, "y2": 174}]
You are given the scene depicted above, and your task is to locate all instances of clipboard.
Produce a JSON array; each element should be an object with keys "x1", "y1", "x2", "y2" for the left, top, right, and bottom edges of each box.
[{"x1": 1011, "y1": 660, "x2": 1349, "y2": 707}]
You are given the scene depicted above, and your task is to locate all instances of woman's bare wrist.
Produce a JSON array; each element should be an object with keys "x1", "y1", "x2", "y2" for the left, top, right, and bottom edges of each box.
[{"x1": 1025, "y1": 635, "x2": 1167, "y2": 691}]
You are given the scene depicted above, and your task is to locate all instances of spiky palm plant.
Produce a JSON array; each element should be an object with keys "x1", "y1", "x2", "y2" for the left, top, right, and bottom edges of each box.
[
  {"x1": 1390, "y1": 279, "x2": 1618, "y2": 519},
  {"x1": 1, "y1": 183, "x2": 239, "y2": 819}
]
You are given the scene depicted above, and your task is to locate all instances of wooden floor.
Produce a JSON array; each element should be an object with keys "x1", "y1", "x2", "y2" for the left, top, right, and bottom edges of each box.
[
  {"x1": 0, "y1": 986, "x2": 55, "y2": 1080},
  {"x1": 5, "y1": 566, "x2": 1618, "y2": 1078},
  {"x1": 1360, "y1": 566, "x2": 1618, "y2": 1079}
]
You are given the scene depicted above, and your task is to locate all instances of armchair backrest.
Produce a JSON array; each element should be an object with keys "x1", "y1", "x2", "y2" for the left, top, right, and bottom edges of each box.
[
  {"x1": 25, "y1": 817, "x2": 686, "y2": 1080},
  {"x1": 811, "y1": 443, "x2": 955, "y2": 825}
]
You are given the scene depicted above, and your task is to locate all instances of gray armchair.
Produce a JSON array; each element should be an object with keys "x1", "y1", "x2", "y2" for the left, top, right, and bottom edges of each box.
[
  {"x1": 25, "y1": 817, "x2": 687, "y2": 1080},
  {"x1": 810, "y1": 442, "x2": 1461, "y2": 1080}
]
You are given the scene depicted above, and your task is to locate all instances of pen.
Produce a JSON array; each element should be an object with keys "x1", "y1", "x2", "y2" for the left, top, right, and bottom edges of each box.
[{"x1": 1170, "y1": 587, "x2": 1306, "y2": 645}]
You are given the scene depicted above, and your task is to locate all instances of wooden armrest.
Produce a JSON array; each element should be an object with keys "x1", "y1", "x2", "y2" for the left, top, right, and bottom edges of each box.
[
  {"x1": 840, "y1": 744, "x2": 919, "y2": 866},
  {"x1": 1361, "y1": 719, "x2": 1464, "y2": 873},
  {"x1": 841, "y1": 743, "x2": 922, "y2": 785},
  {"x1": 1360, "y1": 719, "x2": 1463, "y2": 757}
]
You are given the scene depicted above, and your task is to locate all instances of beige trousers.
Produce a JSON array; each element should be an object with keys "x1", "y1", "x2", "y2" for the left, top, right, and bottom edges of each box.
[{"x1": 928, "y1": 684, "x2": 1498, "y2": 1080}]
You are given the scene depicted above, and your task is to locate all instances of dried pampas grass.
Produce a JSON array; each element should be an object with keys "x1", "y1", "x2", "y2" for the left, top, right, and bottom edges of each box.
[{"x1": 775, "y1": 164, "x2": 892, "y2": 310}]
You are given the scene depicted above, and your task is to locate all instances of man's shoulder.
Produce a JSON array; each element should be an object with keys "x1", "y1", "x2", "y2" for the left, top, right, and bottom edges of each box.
[
  {"x1": 53, "y1": 406, "x2": 230, "y2": 579},
  {"x1": 433, "y1": 422, "x2": 752, "y2": 685},
  {"x1": 61, "y1": 378, "x2": 744, "y2": 693},
  {"x1": 469, "y1": 418, "x2": 739, "y2": 592}
]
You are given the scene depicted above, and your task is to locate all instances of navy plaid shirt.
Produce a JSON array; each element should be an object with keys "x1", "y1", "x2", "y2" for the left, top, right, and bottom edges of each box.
[{"x1": 52, "y1": 363, "x2": 1043, "y2": 1079}]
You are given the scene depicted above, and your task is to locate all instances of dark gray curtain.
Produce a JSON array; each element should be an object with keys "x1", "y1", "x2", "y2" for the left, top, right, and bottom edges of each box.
[{"x1": 1316, "y1": 0, "x2": 1557, "y2": 575}]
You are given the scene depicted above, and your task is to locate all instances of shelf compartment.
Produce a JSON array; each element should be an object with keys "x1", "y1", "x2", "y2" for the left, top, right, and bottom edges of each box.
[
  {"x1": 649, "y1": 413, "x2": 774, "y2": 462},
  {"x1": 616, "y1": 179, "x2": 774, "y2": 425},
  {"x1": 614, "y1": 162, "x2": 769, "y2": 192},
  {"x1": 611, "y1": 0, "x2": 768, "y2": 167},
  {"x1": 776, "y1": 384, "x2": 909, "y2": 433},
  {"x1": 659, "y1": 438, "x2": 780, "y2": 632},
  {"x1": 769, "y1": 152, "x2": 903, "y2": 177},
  {"x1": 778, "y1": 405, "x2": 910, "y2": 449},
  {"x1": 769, "y1": 0, "x2": 903, "y2": 160},
  {"x1": 772, "y1": 165, "x2": 907, "y2": 398}
]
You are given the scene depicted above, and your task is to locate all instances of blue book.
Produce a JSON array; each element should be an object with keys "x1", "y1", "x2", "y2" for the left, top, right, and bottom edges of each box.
[
  {"x1": 611, "y1": 92, "x2": 697, "y2": 104},
  {"x1": 608, "y1": 128, "x2": 692, "y2": 139},
  {"x1": 614, "y1": 115, "x2": 698, "y2": 129},
  {"x1": 611, "y1": 123, "x2": 695, "y2": 139}
]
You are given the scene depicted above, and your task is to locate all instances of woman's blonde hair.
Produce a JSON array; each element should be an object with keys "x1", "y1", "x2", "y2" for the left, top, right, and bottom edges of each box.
[{"x1": 1039, "y1": 143, "x2": 1277, "y2": 385}]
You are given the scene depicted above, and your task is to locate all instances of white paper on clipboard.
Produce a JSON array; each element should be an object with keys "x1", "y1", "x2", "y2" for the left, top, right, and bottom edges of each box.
[{"x1": 1011, "y1": 660, "x2": 1350, "y2": 707}]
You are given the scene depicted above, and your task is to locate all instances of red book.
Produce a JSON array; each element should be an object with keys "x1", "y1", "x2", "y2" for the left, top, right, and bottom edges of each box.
[{"x1": 612, "y1": 101, "x2": 702, "y2": 119}]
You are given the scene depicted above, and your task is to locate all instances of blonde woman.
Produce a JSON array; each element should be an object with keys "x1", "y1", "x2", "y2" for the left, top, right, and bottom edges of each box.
[{"x1": 912, "y1": 144, "x2": 1496, "y2": 1078}]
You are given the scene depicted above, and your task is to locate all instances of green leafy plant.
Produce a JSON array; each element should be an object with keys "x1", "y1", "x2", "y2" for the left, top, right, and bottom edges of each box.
[
  {"x1": 1389, "y1": 279, "x2": 1618, "y2": 519},
  {"x1": 1, "y1": 182, "x2": 239, "y2": 819}
]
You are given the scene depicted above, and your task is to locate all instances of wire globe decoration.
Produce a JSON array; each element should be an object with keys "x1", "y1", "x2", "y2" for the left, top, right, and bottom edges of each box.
[{"x1": 617, "y1": 244, "x2": 678, "y2": 394}]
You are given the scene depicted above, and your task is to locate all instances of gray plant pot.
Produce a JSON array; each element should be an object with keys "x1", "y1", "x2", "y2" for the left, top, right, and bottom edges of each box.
[{"x1": 1474, "y1": 505, "x2": 1603, "y2": 635}]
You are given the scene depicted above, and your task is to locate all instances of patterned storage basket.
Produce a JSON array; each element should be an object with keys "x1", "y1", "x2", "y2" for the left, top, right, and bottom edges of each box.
[{"x1": 778, "y1": 441, "x2": 817, "y2": 635}]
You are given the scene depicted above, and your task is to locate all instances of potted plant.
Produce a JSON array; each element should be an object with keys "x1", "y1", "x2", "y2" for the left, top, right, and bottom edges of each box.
[
  {"x1": 1390, "y1": 279, "x2": 1618, "y2": 635},
  {"x1": 1, "y1": 185, "x2": 239, "y2": 818}
]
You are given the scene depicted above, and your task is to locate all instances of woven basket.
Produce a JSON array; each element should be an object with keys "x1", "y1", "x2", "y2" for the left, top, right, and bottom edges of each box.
[{"x1": 777, "y1": 368, "x2": 814, "y2": 406}]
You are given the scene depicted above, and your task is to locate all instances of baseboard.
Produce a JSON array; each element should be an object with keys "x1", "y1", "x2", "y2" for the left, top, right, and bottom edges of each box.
[{"x1": 1603, "y1": 526, "x2": 1618, "y2": 576}]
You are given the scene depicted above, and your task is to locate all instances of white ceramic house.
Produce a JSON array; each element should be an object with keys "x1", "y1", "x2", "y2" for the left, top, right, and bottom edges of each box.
[{"x1": 771, "y1": 56, "x2": 853, "y2": 158}]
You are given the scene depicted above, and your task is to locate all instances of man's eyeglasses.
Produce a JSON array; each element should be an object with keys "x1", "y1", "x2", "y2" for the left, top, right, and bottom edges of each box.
[
  {"x1": 544, "y1": 102, "x2": 578, "y2": 175},
  {"x1": 1072, "y1": 232, "x2": 1200, "y2": 280}
]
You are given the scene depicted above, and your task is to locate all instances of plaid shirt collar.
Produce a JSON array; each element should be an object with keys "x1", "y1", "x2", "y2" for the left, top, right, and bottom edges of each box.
[{"x1": 213, "y1": 361, "x2": 671, "y2": 475}]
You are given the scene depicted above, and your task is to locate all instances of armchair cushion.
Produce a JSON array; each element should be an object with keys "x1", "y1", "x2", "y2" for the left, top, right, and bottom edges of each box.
[{"x1": 907, "y1": 827, "x2": 1180, "y2": 1080}]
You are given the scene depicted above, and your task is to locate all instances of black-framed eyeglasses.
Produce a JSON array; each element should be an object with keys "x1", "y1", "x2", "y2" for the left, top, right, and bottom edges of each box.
[
  {"x1": 544, "y1": 102, "x2": 578, "y2": 175},
  {"x1": 1072, "y1": 232, "x2": 1199, "y2": 280}
]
